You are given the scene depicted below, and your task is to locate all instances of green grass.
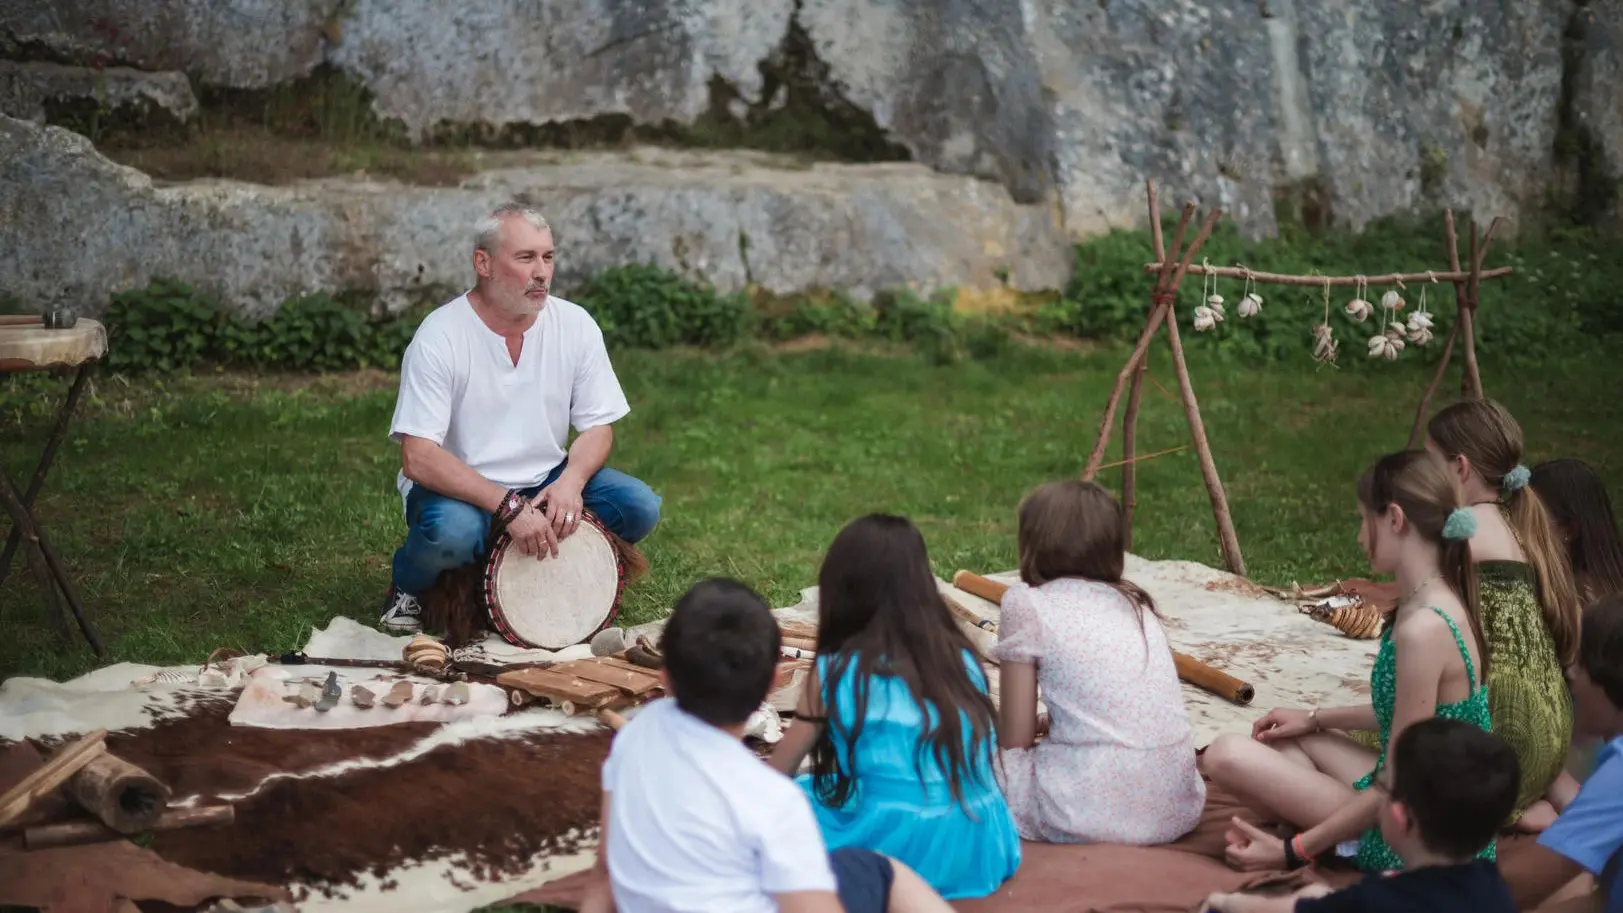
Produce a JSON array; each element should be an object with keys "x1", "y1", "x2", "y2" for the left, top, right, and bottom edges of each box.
[{"x1": 2, "y1": 341, "x2": 1621, "y2": 682}]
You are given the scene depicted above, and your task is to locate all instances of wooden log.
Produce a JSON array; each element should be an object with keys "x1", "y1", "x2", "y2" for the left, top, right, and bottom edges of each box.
[
  {"x1": 597, "y1": 708, "x2": 627, "y2": 732},
  {"x1": 1140, "y1": 263, "x2": 1512, "y2": 286},
  {"x1": 24, "y1": 805, "x2": 234, "y2": 849},
  {"x1": 67, "y1": 752, "x2": 171, "y2": 834},
  {"x1": 0, "y1": 730, "x2": 106, "y2": 832},
  {"x1": 1172, "y1": 652, "x2": 1255, "y2": 705},
  {"x1": 949, "y1": 571, "x2": 1256, "y2": 706}
]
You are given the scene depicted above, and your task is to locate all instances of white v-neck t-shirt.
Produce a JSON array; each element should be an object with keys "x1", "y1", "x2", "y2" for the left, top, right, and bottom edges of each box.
[{"x1": 388, "y1": 293, "x2": 630, "y2": 504}]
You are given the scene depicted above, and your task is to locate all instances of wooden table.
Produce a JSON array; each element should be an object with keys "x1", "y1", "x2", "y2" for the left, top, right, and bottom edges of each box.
[{"x1": 0, "y1": 314, "x2": 108, "y2": 658}]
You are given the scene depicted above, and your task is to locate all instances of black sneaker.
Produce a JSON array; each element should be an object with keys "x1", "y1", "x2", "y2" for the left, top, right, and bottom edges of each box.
[{"x1": 379, "y1": 585, "x2": 423, "y2": 634}]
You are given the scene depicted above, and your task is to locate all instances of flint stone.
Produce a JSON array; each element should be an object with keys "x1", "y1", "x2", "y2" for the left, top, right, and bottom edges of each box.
[{"x1": 0, "y1": 115, "x2": 1071, "y2": 318}]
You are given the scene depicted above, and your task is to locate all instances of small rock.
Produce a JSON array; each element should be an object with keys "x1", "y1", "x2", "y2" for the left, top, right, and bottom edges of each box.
[
  {"x1": 383, "y1": 680, "x2": 415, "y2": 708},
  {"x1": 352, "y1": 685, "x2": 377, "y2": 709},
  {"x1": 443, "y1": 681, "x2": 470, "y2": 706},
  {"x1": 590, "y1": 627, "x2": 628, "y2": 656}
]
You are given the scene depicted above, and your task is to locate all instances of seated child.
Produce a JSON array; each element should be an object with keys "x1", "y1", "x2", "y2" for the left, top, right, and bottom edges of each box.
[
  {"x1": 769, "y1": 514, "x2": 1022, "y2": 901},
  {"x1": 1203, "y1": 716, "x2": 1521, "y2": 913},
  {"x1": 582, "y1": 578, "x2": 954, "y2": 913},
  {"x1": 1531, "y1": 592, "x2": 1623, "y2": 913},
  {"x1": 1530, "y1": 459, "x2": 1623, "y2": 606},
  {"x1": 994, "y1": 480, "x2": 1206, "y2": 844}
]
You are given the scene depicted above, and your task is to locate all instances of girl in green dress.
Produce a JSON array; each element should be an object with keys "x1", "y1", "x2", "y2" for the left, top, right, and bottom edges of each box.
[
  {"x1": 1201, "y1": 449, "x2": 1492, "y2": 875},
  {"x1": 1427, "y1": 400, "x2": 1582, "y2": 829}
]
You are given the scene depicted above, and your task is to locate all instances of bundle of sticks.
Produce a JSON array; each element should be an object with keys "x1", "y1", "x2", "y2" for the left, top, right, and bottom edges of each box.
[
  {"x1": 948, "y1": 570, "x2": 1256, "y2": 706},
  {"x1": 0, "y1": 730, "x2": 234, "y2": 849}
]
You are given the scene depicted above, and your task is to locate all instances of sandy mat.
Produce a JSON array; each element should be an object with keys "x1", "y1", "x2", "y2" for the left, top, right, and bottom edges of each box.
[{"x1": 631, "y1": 555, "x2": 1382, "y2": 745}]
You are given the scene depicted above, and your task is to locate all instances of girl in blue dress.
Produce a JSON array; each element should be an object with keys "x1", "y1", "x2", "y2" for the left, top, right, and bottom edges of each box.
[{"x1": 769, "y1": 514, "x2": 1021, "y2": 900}]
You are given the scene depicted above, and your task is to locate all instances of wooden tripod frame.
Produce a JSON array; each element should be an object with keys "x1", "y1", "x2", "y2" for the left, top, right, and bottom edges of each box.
[{"x1": 1080, "y1": 181, "x2": 1512, "y2": 577}]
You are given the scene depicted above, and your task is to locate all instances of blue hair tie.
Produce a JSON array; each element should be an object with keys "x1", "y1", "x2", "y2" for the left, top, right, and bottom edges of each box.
[
  {"x1": 1502, "y1": 464, "x2": 1530, "y2": 493},
  {"x1": 1442, "y1": 507, "x2": 1478, "y2": 541}
]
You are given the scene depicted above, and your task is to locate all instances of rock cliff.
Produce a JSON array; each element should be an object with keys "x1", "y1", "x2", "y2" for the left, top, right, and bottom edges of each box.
[{"x1": 2, "y1": 0, "x2": 1616, "y2": 315}]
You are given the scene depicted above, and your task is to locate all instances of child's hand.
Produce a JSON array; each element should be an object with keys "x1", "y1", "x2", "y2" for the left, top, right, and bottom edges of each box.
[
  {"x1": 1251, "y1": 708, "x2": 1316, "y2": 742},
  {"x1": 1293, "y1": 883, "x2": 1333, "y2": 900},
  {"x1": 1224, "y1": 816, "x2": 1286, "y2": 872}
]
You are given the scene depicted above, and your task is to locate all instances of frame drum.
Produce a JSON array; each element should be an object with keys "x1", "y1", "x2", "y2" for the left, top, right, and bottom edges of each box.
[{"x1": 482, "y1": 510, "x2": 626, "y2": 650}]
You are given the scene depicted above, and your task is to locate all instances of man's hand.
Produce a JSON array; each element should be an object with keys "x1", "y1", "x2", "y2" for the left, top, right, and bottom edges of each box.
[
  {"x1": 536, "y1": 475, "x2": 587, "y2": 539},
  {"x1": 505, "y1": 502, "x2": 559, "y2": 559}
]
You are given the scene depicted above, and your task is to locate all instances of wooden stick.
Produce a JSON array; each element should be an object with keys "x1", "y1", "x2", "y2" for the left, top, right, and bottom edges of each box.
[
  {"x1": 1165, "y1": 300, "x2": 1246, "y2": 577},
  {"x1": 1461, "y1": 221, "x2": 1481, "y2": 399},
  {"x1": 948, "y1": 571, "x2": 1255, "y2": 705},
  {"x1": 0, "y1": 730, "x2": 107, "y2": 832},
  {"x1": 597, "y1": 708, "x2": 627, "y2": 731},
  {"x1": 1461, "y1": 216, "x2": 1502, "y2": 400},
  {"x1": 1140, "y1": 263, "x2": 1512, "y2": 286},
  {"x1": 68, "y1": 752, "x2": 171, "y2": 834},
  {"x1": 1082, "y1": 197, "x2": 1195, "y2": 480},
  {"x1": 1149, "y1": 180, "x2": 1167, "y2": 264},
  {"x1": 1121, "y1": 365, "x2": 1147, "y2": 550},
  {"x1": 1098, "y1": 443, "x2": 1189, "y2": 473},
  {"x1": 23, "y1": 805, "x2": 234, "y2": 850},
  {"x1": 1407, "y1": 319, "x2": 1459, "y2": 448}
]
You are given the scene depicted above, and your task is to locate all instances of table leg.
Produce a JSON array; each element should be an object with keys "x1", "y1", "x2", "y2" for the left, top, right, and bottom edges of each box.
[
  {"x1": 0, "y1": 362, "x2": 92, "y2": 587},
  {"x1": 0, "y1": 462, "x2": 106, "y2": 658}
]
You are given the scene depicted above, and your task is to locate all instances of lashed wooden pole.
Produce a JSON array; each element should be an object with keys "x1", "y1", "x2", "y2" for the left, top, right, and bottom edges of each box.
[
  {"x1": 1407, "y1": 209, "x2": 1466, "y2": 447},
  {"x1": 1462, "y1": 216, "x2": 1502, "y2": 400},
  {"x1": 1121, "y1": 181, "x2": 1166, "y2": 548},
  {"x1": 1161, "y1": 258, "x2": 1247, "y2": 577},
  {"x1": 1081, "y1": 190, "x2": 1193, "y2": 480}
]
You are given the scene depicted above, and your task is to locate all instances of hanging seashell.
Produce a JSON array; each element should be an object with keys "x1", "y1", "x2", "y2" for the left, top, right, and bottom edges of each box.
[
  {"x1": 1368, "y1": 333, "x2": 1404, "y2": 360},
  {"x1": 1384, "y1": 321, "x2": 1407, "y2": 341},
  {"x1": 1406, "y1": 310, "x2": 1433, "y2": 332},
  {"x1": 1380, "y1": 290, "x2": 1405, "y2": 312},
  {"x1": 1345, "y1": 298, "x2": 1372, "y2": 322},
  {"x1": 1206, "y1": 293, "x2": 1225, "y2": 314},
  {"x1": 1408, "y1": 324, "x2": 1434, "y2": 346},
  {"x1": 1193, "y1": 305, "x2": 1217, "y2": 332},
  {"x1": 1238, "y1": 292, "x2": 1262, "y2": 318},
  {"x1": 1313, "y1": 324, "x2": 1338, "y2": 364},
  {"x1": 1304, "y1": 597, "x2": 1384, "y2": 639}
]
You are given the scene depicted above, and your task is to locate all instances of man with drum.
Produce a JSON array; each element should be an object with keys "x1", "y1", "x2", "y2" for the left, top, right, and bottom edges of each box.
[{"x1": 379, "y1": 201, "x2": 662, "y2": 634}]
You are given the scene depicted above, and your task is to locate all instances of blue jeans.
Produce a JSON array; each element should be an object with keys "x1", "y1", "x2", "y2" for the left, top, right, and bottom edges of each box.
[{"x1": 390, "y1": 461, "x2": 661, "y2": 596}]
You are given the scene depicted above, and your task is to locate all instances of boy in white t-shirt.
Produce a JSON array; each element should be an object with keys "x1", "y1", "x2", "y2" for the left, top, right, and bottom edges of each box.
[
  {"x1": 380, "y1": 203, "x2": 661, "y2": 633},
  {"x1": 582, "y1": 579, "x2": 955, "y2": 913}
]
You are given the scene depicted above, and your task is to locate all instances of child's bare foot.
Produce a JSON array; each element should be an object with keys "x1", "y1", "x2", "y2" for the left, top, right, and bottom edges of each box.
[{"x1": 1512, "y1": 800, "x2": 1557, "y2": 833}]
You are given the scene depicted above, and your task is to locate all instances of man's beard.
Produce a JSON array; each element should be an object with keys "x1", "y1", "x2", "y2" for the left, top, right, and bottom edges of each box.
[{"x1": 494, "y1": 280, "x2": 547, "y2": 314}]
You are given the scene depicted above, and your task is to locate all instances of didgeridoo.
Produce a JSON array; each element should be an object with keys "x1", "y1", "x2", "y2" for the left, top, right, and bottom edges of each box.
[{"x1": 950, "y1": 570, "x2": 1255, "y2": 706}]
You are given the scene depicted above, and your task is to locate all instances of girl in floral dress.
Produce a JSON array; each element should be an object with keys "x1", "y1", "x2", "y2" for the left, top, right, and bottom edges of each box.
[
  {"x1": 1200, "y1": 449, "x2": 1493, "y2": 875},
  {"x1": 994, "y1": 480, "x2": 1206, "y2": 844}
]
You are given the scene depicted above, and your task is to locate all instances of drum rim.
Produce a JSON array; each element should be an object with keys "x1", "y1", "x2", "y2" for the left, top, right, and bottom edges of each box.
[{"x1": 482, "y1": 508, "x2": 627, "y2": 650}]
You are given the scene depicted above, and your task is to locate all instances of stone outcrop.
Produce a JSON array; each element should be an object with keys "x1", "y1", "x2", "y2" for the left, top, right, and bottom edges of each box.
[
  {"x1": 8, "y1": 0, "x2": 1610, "y2": 237},
  {"x1": 0, "y1": 60, "x2": 196, "y2": 125},
  {"x1": 2, "y1": 0, "x2": 1616, "y2": 314},
  {"x1": 0, "y1": 115, "x2": 1071, "y2": 317}
]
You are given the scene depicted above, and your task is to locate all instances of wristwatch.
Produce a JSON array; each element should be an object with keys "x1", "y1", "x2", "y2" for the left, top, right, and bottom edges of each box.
[{"x1": 494, "y1": 490, "x2": 525, "y2": 525}]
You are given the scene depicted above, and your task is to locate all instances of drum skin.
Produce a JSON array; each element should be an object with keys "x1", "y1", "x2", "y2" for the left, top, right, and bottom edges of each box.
[{"x1": 482, "y1": 510, "x2": 627, "y2": 650}]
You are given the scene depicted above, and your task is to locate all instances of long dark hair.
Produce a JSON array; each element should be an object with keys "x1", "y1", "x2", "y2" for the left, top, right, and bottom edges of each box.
[
  {"x1": 810, "y1": 514, "x2": 997, "y2": 809},
  {"x1": 1357, "y1": 450, "x2": 1489, "y2": 680},
  {"x1": 1531, "y1": 459, "x2": 1623, "y2": 606}
]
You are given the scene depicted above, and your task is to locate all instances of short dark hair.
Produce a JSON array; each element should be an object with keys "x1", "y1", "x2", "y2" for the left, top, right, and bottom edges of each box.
[
  {"x1": 1388, "y1": 717, "x2": 1519, "y2": 859},
  {"x1": 658, "y1": 578, "x2": 781, "y2": 726},
  {"x1": 1580, "y1": 594, "x2": 1623, "y2": 708}
]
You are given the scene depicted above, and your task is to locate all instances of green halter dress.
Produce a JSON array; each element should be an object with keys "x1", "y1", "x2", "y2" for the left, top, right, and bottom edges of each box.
[{"x1": 1350, "y1": 606, "x2": 1494, "y2": 873}]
